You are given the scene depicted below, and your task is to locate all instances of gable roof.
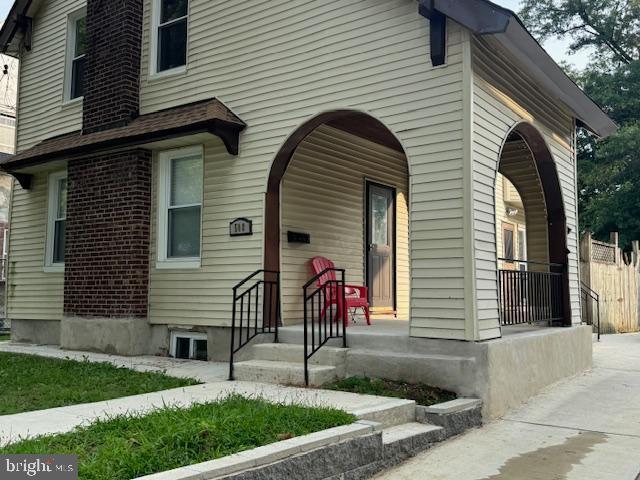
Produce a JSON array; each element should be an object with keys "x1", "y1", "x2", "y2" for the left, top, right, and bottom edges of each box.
[{"x1": 419, "y1": 0, "x2": 616, "y2": 137}]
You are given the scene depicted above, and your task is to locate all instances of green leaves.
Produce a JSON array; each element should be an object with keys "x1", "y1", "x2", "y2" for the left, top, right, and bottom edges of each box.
[{"x1": 519, "y1": 0, "x2": 639, "y2": 66}]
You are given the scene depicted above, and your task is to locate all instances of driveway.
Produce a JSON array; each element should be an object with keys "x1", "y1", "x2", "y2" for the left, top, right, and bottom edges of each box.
[{"x1": 376, "y1": 333, "x2": 640, "y2": 480}]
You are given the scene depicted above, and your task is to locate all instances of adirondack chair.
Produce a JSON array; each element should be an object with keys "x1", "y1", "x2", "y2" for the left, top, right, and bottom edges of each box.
[{"x1": 310, "y1": 256, "x2": 371, "y2": 327}]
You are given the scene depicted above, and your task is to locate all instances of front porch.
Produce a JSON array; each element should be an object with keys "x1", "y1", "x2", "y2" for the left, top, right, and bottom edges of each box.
[{"x1": 230, "y1": 317, "x2": 591, "y2": 418}]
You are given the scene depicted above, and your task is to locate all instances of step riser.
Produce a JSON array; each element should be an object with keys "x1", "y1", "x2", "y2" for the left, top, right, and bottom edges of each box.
[
  {"x1": 233, "y1": 365, "x2": 338, "y2": 387},
  {"x1": 251, "y1": 344, "x2": 347, "y2": 368}
]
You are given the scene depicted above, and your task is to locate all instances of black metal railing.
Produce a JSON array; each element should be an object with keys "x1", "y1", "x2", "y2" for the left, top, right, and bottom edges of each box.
[
  {"x1": 303, "y1": 268, "x2": 347, "y2": 386},
  {"x1": 228, "y1": 270, "x2": 280, "y2": 381},
  {"x1": 581, "y1": 282, "x2": 601, "y2": 341},
  {"x1": 498, "y1": 259, "x2": 565, "y2": 326}
]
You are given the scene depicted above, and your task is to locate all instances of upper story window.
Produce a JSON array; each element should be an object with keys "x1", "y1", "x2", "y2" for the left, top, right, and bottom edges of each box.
[
  {"x1": 157, "y1": 146, "x2": 203, "y2": 269},
  {"x1": 46, "y1": 171, "x2": 68, "y2": 271},
  {"x1": 152, "y1": 0, "x2": 188, "y2": 75},
  {"x1": 65, "y1": 9, "x2": 87, "y2": 101}
]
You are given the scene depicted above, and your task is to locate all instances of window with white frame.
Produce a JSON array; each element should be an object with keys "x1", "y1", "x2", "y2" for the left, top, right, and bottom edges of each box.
[
  {"x1": 157, "y1": 146, "x2": 203, "y2": 268},
  {"x1": 46, "y1": 172, "x2": 68, "y2": 269},
  {"x1": 152, "y1": 0, "x2": 188, "y2": 74},
  {"x1": 170, "y1": 331, "x2": 207, "y2": 360},
  {"x1": 65, "y1": 9, "x2": 87, "y2": 101}
]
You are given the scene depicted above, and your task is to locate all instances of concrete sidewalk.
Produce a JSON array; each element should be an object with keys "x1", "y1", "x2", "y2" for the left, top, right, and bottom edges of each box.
[{"x1": 375, "y1": 333, "x2": 640, "y2": 480}]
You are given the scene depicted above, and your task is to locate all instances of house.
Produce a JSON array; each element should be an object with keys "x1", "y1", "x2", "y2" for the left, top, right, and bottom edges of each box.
[{"x1": 0, "y1": 0, "x2": 615, "y2": 417}]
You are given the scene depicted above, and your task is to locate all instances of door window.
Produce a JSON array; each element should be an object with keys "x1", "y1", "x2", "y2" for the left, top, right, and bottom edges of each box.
[{"x1": 372, "y1": 193, "x2": 389, "y2": 246}]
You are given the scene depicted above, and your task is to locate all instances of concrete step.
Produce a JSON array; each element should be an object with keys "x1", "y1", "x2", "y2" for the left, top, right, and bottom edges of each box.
[
  {"x1": 251, "y1": 343, "x2": 348, "y2": 366},
  {"x1": 382, "y1": 422, "x2": 444, "y2": 457},
  {"x1": 233, "y1": 359, "x2": 338, "y2": 386}
]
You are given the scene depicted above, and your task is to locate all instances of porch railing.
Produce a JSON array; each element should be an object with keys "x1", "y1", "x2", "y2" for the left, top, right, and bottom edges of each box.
[
  {"x1": 498, "y1": 258, "x2": 565, "y2": 326},
  {"x1": 228, "y1": 270, "x2": 280, "y2": 381},
  {"x1": 303, "y1": 268, "x2": 347, "y2": 386},
  {"x1": 580, "y1": 282, "x2": 601, "y2": 341}
]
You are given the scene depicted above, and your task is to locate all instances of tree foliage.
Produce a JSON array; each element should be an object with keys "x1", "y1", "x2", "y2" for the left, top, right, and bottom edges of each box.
[
  {"x1": 520, "y1": 0, "x2": 639, "y2": 67},
  {"x1": 519, "y1": 0, "x2": 640, "y2": 250}
]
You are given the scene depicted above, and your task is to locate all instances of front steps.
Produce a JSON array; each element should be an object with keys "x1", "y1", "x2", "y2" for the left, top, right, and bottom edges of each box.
[{"x1": 232, "y1": 342, "x2": 348, "y2": 386}]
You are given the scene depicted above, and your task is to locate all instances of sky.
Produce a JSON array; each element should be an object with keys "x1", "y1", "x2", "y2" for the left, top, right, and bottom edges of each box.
[{"x1": 0, "y1": 0, "x2": 590, "y2": 69}]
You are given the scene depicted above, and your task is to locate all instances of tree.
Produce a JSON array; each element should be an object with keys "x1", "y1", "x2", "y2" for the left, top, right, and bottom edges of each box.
[
  {"x1": 520, "y1": 0, "x2": 639, "y2": 67},
  {"x1": 519, "y1": 0, "x2": 640, "y2": 250}
]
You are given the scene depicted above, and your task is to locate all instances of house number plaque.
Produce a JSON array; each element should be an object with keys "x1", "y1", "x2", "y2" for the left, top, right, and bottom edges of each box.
[{"x1": 230, "y1": 218, "x2": 253, "y2": 237}]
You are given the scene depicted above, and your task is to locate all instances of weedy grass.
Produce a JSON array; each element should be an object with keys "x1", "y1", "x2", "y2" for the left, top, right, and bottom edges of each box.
[
  {"x1": 324, "y1": 376, "x2": 457, "y2": 406},
  {"x1": 0, "y1": 395, "x2": 355, "y2": 480},
  {"x1": 0, "y1": 352, "x2": 199, "y2": 415}
]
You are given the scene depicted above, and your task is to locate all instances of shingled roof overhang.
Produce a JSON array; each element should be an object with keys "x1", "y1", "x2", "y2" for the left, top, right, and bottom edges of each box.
[
  {"x1": 420, "y1": 0, "x2": 616, "y2": 138},
  {"x1": 1, "y1": 99, "x2": 246, "y2": 176}
]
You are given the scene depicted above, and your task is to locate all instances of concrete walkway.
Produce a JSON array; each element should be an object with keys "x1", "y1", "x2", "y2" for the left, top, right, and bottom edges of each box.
[
  {"x1": 375, "y1": 333, "x2": 640, "y2": 480},
  {"x1": 0, "y1": 343, "x2": 412, "y2": 445}
]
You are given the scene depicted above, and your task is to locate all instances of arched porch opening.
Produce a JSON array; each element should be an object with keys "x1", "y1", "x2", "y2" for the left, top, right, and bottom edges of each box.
[
  {"x1": 494, "y1": 123, "x2": 571, "y2": 327},
  {"x1": 265, "y1": 111, "x2": 410, "y2": 326}
]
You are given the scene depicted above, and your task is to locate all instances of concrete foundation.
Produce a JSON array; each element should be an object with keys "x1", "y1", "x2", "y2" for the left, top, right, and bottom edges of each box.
[
  {"x1": 60, "y1": 316, "x2": 168, "y2": 356},
  {"x1": 279, "y1": 322, "x2": 593, "y2": 418},
  {"x1": 11, "y1": 319, "x2": 61, "y2": 345}
]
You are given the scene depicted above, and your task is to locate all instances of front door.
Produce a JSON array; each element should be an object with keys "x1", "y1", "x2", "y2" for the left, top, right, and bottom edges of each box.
[{"x1": 366, "y1": 182, "x2": 395, "y2": 311}]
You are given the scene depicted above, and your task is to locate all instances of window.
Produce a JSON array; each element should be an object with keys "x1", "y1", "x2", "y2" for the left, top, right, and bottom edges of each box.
[
  {"x1": 157, "y1": 146, "x2": 203, "y2": 269},
  {"x1": 152, "y1": 0, "x2": 188, "y2": 74},
  {"x1": 170, "y1": 331, "x2": 207, "y2": 360},
  {"x1": 502, "y1": 223, "x2": 514, "y2": 260},
  {"x1": 46, "y1": 171, "x2": 68, "y2": 270},
  {"x1": 65, "y1": 9, "x2": 87, "y2": 101}
]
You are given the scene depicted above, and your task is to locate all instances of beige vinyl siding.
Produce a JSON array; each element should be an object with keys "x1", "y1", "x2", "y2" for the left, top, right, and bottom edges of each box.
[
  {"x1": 16, "y1": 0, "x2": 84, "y2": 152},
  {"x1": 7, "y1": 171, "x2": 64, "y2": 322},
  {"x1": 148, "y1": 137, "x2": 263, "y2": 326},
  {"x1": 141, "y1": 0, "x2": 469, "y2": 339},
  {"x1": 471, "y1": 36, "x2": 581, "y2": 338},
  {"x1": 280, "y1": 125, "x2": 409, "y2": 325}
]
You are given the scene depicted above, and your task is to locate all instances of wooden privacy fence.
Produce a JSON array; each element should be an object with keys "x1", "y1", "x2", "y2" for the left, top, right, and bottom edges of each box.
[{"x1": 580, "y1": 233, "x2": 640, "y2": 334}]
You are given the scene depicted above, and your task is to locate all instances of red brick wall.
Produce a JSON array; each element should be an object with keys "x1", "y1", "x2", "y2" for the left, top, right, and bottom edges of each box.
[
  {"x1": 64, "y1": 149, "x2": 152, "y2": 317},
  {"x1": 82, "y1": 0, "x2": 144, "y2": 133}
]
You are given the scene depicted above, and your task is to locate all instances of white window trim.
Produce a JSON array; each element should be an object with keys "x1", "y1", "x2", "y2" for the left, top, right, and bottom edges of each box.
[
  {"x1": 63, "y1": 7, "x2": 87, "y2": 104},
  {"x1": 156, "y1": 145, "x2": 203, "y2": 270},
  {"x1": 149, "y1": 0, "x2": 189, "y2": 78},
  {"x1": 170, "y1": 331, "x2": 207, "y2": 359},
  {"x1": 45, "y1": 171, "x2": 67, "y2": 273}
]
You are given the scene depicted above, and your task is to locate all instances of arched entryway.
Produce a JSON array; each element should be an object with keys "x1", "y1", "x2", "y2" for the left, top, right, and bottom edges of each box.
[
  {"x1": 265, "y1": 111, "x2": 410, "y2": 325},
  {"x1": 494, "y1": 122, "x2": 571, "y2": 327}
]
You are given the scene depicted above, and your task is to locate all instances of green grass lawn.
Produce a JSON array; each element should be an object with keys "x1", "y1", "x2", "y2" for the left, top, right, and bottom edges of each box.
[
  {"x1": 0, "y1": 334, "x2": 9, "y2": 341},
  {"x1": 0, "y1": 353, "x2": 199, "y2": 415},
  {"x1": 323, "y1": 377, "x2": 457, "y2": 406},
  {"x1": 0, "y1": 395, "x2": 354, "y2": 480}
]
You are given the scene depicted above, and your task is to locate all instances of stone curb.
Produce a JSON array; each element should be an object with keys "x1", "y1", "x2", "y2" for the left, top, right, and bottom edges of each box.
[
  {"x1": 132, "y1": 421, "x2": 378, "y2": 480},
  {"x1": 416, "y1": 398, "x2": 483, "y2": 437}
]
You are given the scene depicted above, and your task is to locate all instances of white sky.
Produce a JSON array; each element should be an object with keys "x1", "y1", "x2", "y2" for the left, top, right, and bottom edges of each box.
[{"x1": 0, "y1": 0, "x2": 590, "y2": 70}]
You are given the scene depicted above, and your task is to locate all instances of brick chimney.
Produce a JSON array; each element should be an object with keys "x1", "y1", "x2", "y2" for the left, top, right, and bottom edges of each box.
[{"x1": 82, "y1": 0, "x2": 144, "y2": 133}]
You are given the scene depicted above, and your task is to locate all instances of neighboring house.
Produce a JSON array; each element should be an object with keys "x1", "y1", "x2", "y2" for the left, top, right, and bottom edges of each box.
[{"x1": 0, "y1": 0, "x2": 615, "y2": 417}]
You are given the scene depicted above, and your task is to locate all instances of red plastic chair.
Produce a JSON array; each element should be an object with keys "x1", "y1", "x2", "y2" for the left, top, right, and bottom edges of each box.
[{"x1": 310, "y1": 256, "x2": 371, "y2": 327}]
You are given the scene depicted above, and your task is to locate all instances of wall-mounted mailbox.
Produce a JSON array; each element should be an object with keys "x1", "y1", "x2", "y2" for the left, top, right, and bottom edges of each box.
[
  {"x1": 230, "y1": 218, "x2": 253, "y2": 237},
  {"x1": 288, "y1": 231, "x2": 311, "y2": 244}
]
